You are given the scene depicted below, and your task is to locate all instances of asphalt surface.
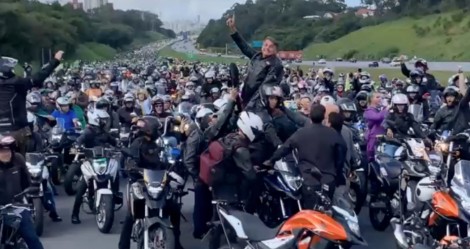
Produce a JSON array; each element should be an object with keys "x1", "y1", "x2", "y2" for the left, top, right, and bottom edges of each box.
[
  {"x1": 41, "y1": 183, "x2": 395, "y2": 249},
  {"x1": 171, "y1": 39, "x2": 470, "y2": 72}
]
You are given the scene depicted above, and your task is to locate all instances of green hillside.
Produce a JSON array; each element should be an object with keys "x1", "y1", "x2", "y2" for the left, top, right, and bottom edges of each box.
[{"x1": 304, "y1": 11, "x2": 470, "y2": 61}]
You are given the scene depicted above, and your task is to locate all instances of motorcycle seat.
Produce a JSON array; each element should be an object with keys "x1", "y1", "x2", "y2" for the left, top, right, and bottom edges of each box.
[{"x1": 225, "y1": 209, "x2": 281, "y2": 241}]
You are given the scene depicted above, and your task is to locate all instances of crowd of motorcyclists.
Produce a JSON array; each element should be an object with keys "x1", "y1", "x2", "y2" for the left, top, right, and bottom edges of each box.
[{"x1": 1, "y1": 13, "x2": 470, "y2": 249}]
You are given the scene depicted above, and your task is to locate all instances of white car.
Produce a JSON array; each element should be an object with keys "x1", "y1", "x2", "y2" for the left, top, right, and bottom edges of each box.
[
  {"x1": 390, "y1": 60, "x2": 401, "y2": 67},
  {"x1": 318, "y1": 59, "x2": 326, "y2": 64}
]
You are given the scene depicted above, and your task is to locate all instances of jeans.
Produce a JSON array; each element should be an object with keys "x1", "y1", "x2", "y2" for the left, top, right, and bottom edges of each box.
[
  {"x1": 192, "y1": 181, "x2": 212, "y2": 239},
  {"x1": 43, "y1": 181, "x2": 57, "y2": 213},
  {"x1": 383, "y1": 144, "x2": 399, "y2": 158},
  {"x1": 4, "y1": 210, "x2": 44, "y2": 249}
]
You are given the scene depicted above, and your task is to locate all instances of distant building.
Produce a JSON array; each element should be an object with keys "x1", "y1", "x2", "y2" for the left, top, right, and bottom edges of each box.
[
  {"x1": 355, "y1": 8, "x2": 375, "y2": 18},
  {"x1": 303, "y1": 15, "x2": 321, "y2": 20},
  {"x1": 83, "y1": 0, "x2": 107, "y2": 12},
  {"x1": 70, "y1": 0, "x2": 83, "y2": 10}
]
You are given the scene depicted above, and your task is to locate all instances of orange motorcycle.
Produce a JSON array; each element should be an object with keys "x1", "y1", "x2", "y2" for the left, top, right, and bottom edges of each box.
[{"x1": 208, "y1": 185, "x2": 367, "y2": 249}]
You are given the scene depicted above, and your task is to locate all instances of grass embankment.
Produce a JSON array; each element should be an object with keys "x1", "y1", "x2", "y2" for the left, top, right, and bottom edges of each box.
[
  {"x1": 304, "y1": 11, "x2": 470, "y2": 61},
  {"x1": 160, "y1": 45, "x2": 454, "y2": 83},
  {"x1": 158, "y1": 45, "x2": 246, "y2": 64}
]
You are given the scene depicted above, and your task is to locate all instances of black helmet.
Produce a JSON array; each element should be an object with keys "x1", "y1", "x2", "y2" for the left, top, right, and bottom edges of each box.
[
  {"x1": 355, "y1": 91, "x2": 368, "y2": 102},
  {"x1": 136, "y1": 116, "x2": 162, "y2": 140},
  {"x1": 410, "y1": 69, "x2": 424, "y2": 79},
  {"x1": 0, "y1": 57, "x2": 18, "y2": 79},
  {"x1": 95, "y1": 97, "x2": 110, "y2": 110},
  {"x1": 337, "y1": 98, "x2": 357, "y2": 112}
]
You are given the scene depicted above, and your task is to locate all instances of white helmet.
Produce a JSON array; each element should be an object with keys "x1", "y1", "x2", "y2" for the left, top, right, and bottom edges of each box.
[
  {"x1": 415, "y1": 177, "x2": 436, "y2": 202},
  {"x1": 88, "y1": 109, "x2": 110, "y2": 127},
  {"x1": 214, "y1": 98, "x2": 228, "y2": 111},
  {"x1": 320, "y1": 95, "x2": 336, "y2": 105},
  {"x1": 391, "y1": 93, "x2": 409, "y2": 105},
  {"x1": 237, "y1": 111, "x2": 263, "y2": 142},
  {"x1": 196, "y1": 108, "x2": 214, "y2": 119}
]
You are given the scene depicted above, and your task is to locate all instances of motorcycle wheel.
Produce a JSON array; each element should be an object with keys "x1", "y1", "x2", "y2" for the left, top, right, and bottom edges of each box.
[
  {"x1": 369, "y1": 194, "x2": 392, "y2": 231},
  {"x1": 144, "y1": 224, "x2": 175, "y2": 249},
  {"x1": 32, "y1": 198, "x2": 44, "y2": 237},
  {"x1": 63, "y1": 162, "x2": 81, "y2": 196},
  {"x1": 352, "y1": 171, "x2": 367, "y2": 214},
  {"x1": 96, "y1": 194, "x2": 115, "y2": 233}
]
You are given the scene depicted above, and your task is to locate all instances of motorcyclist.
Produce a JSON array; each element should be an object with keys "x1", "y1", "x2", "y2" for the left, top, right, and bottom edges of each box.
[
  {"x1": 0, "y1": 134, "x2": 44, "y2": 249},
  {"x1": 400, "y1": 57, "x2": 441, "y2": 91},
  {"x1": 354, "y1": 90, "x2": 369, "y2": 117},
  {"x1": 65, "y1": 92, "x2": 87, "y2": 129},
  {"x1": 431, "y1": 86, "x2": 460, "y2": 131},
  {"x1": 71, "y1": 109, "x2": 119, "y2": 224},
  {"x1": 95, "y1": 97, "x2": 120, "y2": 131},
  {"x1": 0, "y1": 52, "x2": 63, "y2": 155},
  {"x1": 382, "y1": 93, "x2": 428, "y2": 157},
  {"x1": 321, "y1": 68, "x2": 335, "y2": 93},
  {"x1": 26, "y1": 92, "x2": 55, "y2": 133},
  {"x1": 118, "y1": 116, "x2": 183, "y2": 249},
  {"x1": 405, "y1": 83, "x2": 430, "y2": 122},
  {"x1": 117, "y1": 94, "x2": 142, "y2": 128},
  {"x1": 226, "y1": 16, "x2": 283, "y2": 107},
  {"x1": 85, "y1": 80, "x2": 103, "y2": 98},
  {"x1": 337, "y1": 98, "x2": 358, "y2": 124},
  {"x1": 51, "y1": 97, "x2": 80, "y2": 132}
]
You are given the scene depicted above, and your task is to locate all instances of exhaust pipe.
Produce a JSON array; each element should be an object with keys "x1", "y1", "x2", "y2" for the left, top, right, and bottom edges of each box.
[{"x1": 391, "y1": 218, "x2": 409, "y2": 249}]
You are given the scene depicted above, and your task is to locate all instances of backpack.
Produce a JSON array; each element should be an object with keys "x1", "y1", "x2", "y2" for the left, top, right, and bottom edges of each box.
[{"x1": 199, "y1": 134, "x2": 247, "y2": 186}]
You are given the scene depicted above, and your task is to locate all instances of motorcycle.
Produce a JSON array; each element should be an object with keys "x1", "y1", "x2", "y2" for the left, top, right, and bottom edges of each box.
[
  {"x1": 127, "y1": 167, "x2": 186, "y2": 249},
  {"x1": 51, "y1": 126, "x2": 82, "y2": 195},
  {"x1": 368, "y1": 135, "x2": 403, "y2": 231},
  {"x1": 79, "y1": 146, "x2": 122, "y2": 233},
  {"x1": 25, "y1": 153, "x2": 49, "y2": 237},
  {"x1": 209, "y1": 182, "x2": 367, "y2": 249},
  {"x1": 256, "y1": 154, "x2": 303, "y2": 228},
  {"x1": 349, "y1": 121, "x2": 368, "y2": 214}
]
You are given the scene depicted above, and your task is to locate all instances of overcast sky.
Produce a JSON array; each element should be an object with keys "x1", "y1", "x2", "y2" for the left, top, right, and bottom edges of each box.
[{"x1": 110, "y1": 0, "x2": 362, "y2": 22}]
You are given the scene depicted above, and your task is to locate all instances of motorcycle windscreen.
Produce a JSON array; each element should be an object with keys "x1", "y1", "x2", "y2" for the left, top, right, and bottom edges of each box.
[
  {"x1": 408, "y1": 104, "x2": 424, "y2": 122},
  {"x1": 451, "y1": 160, "x2": 470, "y2": 190},
  {"x1": 143, "y1": 169, "x2": 165, "y2": 185},
  {"x1": 85, "y1": 146, "x2": 105, "y2": 158},
  {"x1": 176, "y1": 102, "x2": 193, "y2": 116},
  {"x1": 25, "y1": 153, "x2": 45, "y2": 165}
]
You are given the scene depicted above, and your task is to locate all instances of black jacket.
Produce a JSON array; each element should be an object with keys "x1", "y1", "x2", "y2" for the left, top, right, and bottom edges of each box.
[
  {"x1": 400, "y1": 63, "x2": 443, "y2": 92},
  {"x1": 383, "y1": 111, "x2": 426, "y2": 138},
  {"x1": 0, "y1": 154, "x2": 31, "y2": 205},
  {"x1": 450, "y1": 87, "x2": 470, "y2": 134},
  {"x1": 117, "y1": 107, "x2": 142, "y2": 128},
  {"x1": 76, "y1": 125, "x2": 117, "y2": 148},
  {"x1": 0, "y1": 59, "x2": 60, "y2": 132},
  {"x1": 269, "y1": 123, "x2": 346, "y2": 185},
  {"x1": 230, "y1": 32, "x2": 283, "y2": 106},
  {"x1": 431, "y1": 104, "x2": 458, "y2": 131},
  {"x1": 128, "y1": 136, "x2": 164, "y2": 170}
]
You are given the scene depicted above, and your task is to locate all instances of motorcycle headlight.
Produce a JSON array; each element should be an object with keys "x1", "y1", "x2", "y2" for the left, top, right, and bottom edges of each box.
[
  {"x1": 147, "y1": 184, "x2": 164, "y2": 199},
  {"x1": 27, "y1": 165, "x2": 42, "y2": 178},
  {"x1": 92, "y1": 159, "x2": 107, "y2": 175},
  {"x1": 281, "y1": 174, "x2": 303, "y2": 191},
  {"x1": 50, "y1": 134, "x2": 62, "y2": 144},
  {"x1": 347, "y1": 220, "x2": 360, "y2": 236}
]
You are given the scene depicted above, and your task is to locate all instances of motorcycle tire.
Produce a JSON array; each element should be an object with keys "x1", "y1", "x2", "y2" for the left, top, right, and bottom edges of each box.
[
  {"x1": 369, "y1": 194, "x2": 392, "y2": 231},
  {"x1": 63, "y1": 163, "x2": 81, "y2": 196},
  {"x1": 49, "y1": 157, "x2": 62, "y2": 186},
  {"x1": 138, "y1": 223, "x2": 175, "y2": 249},
  {"x1": 32, "y1": 198, "x2": 44, "y2": 237},
  {"x1": 96, "y1": 194, "x2": 115, "y2": 234},
  {"x1": 353, "y1": 171, "x2": 368, "y2": 214}
]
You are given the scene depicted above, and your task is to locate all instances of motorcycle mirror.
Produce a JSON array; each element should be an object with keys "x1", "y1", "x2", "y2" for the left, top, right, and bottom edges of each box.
[{"x1": 229, "y1": 63, "x2": 239, "y2": 88}]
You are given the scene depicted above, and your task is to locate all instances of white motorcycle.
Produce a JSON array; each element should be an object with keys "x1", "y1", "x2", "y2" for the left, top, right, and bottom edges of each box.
[{"x1": 79, "y1": 146, "x2": 121, "y2": 233}]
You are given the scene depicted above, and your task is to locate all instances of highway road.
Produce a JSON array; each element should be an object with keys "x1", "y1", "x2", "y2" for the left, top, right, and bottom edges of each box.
[
  {"x1": 41, "y1": 184, "x2": 395, "y2": 249},
  {"x1": 171, "y1": 39, "x2": 470, "y2": 72}
]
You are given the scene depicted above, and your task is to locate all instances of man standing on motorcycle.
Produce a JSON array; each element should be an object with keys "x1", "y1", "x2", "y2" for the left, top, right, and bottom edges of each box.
[
  {"x1": 118, "y1": 116, "x2": 184, "y2": 249},
  {"x1": 0, "y1": 134, "x2": 44, "y2": 249},
  {"x1": 226, "y1": 15, "x2": 283, "y2": 108},
  {"x1": 0, "y1": 51, "x2": 63, "y2": 155}
]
